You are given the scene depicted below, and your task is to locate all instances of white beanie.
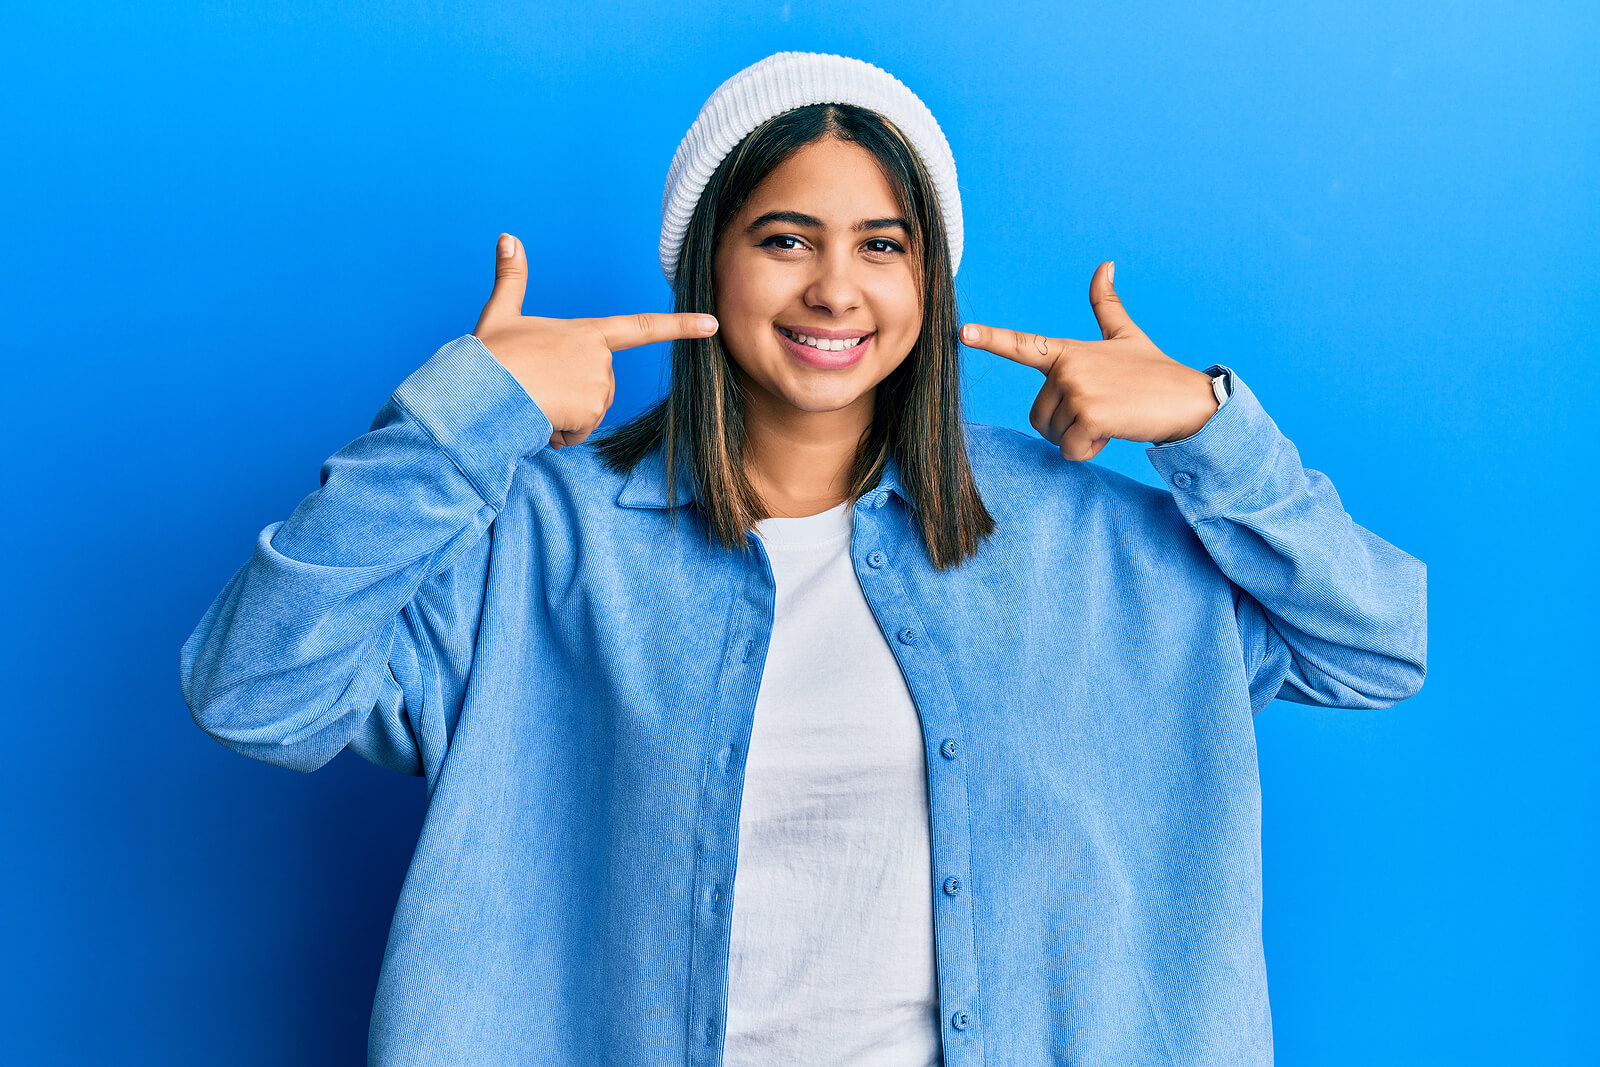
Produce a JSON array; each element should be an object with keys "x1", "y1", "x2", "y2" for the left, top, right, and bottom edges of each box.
[{"x1": 658, "y1": 51, "x2": 963, "y2": 286}]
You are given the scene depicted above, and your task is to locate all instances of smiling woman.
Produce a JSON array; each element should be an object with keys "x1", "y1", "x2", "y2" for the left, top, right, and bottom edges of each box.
[
  {"x1": 594, "y1": 99, "x2": 995, "y2": 566},
  {"x1": 179, "y1": 49, "x2": 1427, "y2": 1067}
]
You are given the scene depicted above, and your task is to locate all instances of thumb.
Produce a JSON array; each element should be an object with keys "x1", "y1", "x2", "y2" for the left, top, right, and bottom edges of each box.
[
  {"x1": 480, "y1": 233, "x2": 527, "y2": 324},
  {"x1": 1089, "y1": 260, "x2": 1139, "y2": 341}
]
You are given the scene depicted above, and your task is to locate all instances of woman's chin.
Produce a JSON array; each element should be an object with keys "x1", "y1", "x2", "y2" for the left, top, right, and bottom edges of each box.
[
  {"x1": 731, "y1": 349, "x2": 885, "y2": 416},
  {"x1": 771, "y1": 374, "x2": 874, "y2": 414}
]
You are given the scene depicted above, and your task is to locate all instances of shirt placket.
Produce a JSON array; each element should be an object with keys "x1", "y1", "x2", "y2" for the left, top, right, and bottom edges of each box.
[
  {"x1": 848, "y1": 487, "x2": 986, "y2": 1064},
  {"x1": 685, "y1": 530, "x2": 777, "y2": 1066}
]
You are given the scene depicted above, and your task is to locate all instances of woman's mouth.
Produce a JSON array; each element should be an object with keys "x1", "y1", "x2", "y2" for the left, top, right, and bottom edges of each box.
[{"x1": 774, "y1": 325, "x2": 874, "y2": 369}]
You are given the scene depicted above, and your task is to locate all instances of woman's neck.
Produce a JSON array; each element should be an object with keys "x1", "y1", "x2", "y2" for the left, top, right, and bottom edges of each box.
[{"x1": 742, "y1": 394, "x2": 873, "y2": 519}]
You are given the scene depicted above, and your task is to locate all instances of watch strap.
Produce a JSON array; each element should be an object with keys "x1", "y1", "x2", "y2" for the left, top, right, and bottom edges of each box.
[{"x1": 1210, "y1": 371, "x2": 1232, "y2": 406}]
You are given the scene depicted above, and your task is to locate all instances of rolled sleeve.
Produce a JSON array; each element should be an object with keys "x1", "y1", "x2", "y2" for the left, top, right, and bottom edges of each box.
[
  {"x1": 391, "y1": 334, "x2": 555, "y2": 510},
  {"x1": 1144, "y1": 364, "x2": 1283, "y2": 526}
]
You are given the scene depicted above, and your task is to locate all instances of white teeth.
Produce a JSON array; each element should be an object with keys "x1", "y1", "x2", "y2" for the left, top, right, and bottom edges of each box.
[{"x1": 780, "y1": 327, "x2": 867, "y2": 351}]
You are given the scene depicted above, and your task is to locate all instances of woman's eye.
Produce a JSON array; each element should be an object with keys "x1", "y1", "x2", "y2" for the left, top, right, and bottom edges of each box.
[{"x1": 759, "y1": 235, "x2": 905, "y2": 254}]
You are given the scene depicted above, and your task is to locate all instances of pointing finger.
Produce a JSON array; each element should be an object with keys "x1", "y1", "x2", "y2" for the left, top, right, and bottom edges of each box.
[
  {"x1": 590, "y1": 311, "x2": 719, "y2": 353},
  {"x1": 958, "y1": 322, "x2": 1061, "y2": 373}
]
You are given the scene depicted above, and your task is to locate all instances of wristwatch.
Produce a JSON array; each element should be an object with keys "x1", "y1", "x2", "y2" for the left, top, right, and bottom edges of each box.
[{"x1": 1210, "y1": 370, "x2": 1233, "y2": 407}]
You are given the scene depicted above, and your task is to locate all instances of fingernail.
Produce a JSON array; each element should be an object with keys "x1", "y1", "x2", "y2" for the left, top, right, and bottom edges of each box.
[
  {"x1": 1108, "y1": 261, "x2": 1115, "y2": 285},
  {"x1": 498, "y1": 234, "x2": 515, "y2": 258},
  {"x1": 961, "y1": 324, "x2": 977, "y2": 342},
  {"x1": 698, "y1": 315, "x2": 718, "y2": 333}
]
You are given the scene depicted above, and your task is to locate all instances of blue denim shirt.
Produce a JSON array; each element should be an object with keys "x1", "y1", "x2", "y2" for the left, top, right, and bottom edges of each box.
[{"x1": 180, "y1": 334, "x2": 1426, "y2": 1066}]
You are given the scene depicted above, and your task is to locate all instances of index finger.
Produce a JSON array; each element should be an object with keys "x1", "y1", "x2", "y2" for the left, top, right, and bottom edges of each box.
[
  {"x1": 589, "y1": 311, "x2": 720, "y2": 352},
  {"x1": 959, "y1": 322, "x2": 1062, "y2": 373}
]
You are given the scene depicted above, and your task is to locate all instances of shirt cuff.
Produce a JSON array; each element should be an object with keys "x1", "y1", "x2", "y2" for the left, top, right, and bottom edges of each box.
[
  {"x1": 1144, "y1": 364, "x2": 1286, "y2": 525},
  {"x1": 390, "y1": 334, "x2": 555, "y2": 508}
]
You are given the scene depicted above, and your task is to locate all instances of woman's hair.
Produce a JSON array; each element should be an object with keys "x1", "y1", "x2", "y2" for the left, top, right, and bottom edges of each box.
[{"x1": 595, "y1": 102, "x2": 994, "y2": 571}]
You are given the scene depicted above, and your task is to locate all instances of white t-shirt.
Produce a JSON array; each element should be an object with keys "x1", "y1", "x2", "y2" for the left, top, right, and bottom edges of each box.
[{"x1": 723, "y1": 499, "x2": 942, "y2": 1066}]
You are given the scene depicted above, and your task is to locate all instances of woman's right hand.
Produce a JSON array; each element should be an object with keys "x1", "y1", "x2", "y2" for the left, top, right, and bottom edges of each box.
[{"x1": 472, "y1": 233, "x2": 720, "y2": 449}]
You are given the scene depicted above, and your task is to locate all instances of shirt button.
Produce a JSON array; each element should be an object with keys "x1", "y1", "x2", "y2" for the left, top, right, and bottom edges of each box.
[
  {"x1": 943, "y1": 876, "x2": 962, "y2": 896},
  {"x1": 940, "y1": 738, "x2": 958, "y2": 759},
  {"x1": 951, "y1": 1010, "x2": 971, "y2": 1030},
  {"x1": 898, "y1": 627, "x2": 917, "y2": 645},
  {"x1": 1172, "y1": 471, "x2": 1192, "y2": 488},
  {"x1": 867, "y1": 550, "x2": 886, "y2": 568}
]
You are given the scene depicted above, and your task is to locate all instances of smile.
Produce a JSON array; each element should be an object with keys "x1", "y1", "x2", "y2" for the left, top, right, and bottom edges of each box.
[
  {"x1": 777, "y1": 326, "x2": 871, "y2": 351},
  {"x1": 774, "y1": 325, "x2": 874, "y2": 369}
]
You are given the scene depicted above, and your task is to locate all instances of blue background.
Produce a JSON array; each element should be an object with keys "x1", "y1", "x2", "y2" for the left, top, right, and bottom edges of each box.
[{"x1": 3, "y1": 1, "x2": 1594, "y2": 1063}]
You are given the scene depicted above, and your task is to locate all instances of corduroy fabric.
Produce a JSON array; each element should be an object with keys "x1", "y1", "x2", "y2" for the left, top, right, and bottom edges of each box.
[
  {"x1": 659, "y1": 51, "x2": 963, "y2": 285},
  {"x1": 179, "y1": 335, "x2": 1428, "y2": 1066}
]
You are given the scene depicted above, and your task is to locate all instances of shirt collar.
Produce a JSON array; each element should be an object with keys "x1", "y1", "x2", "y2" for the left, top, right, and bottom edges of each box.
[{"x1": 615, "y1": 442, "x2": 910, "y2": 511}]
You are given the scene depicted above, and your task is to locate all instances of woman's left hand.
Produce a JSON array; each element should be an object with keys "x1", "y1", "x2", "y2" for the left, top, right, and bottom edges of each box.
[{"x1": 959, "y1": 261, "x2": 1220, "y2": 460}]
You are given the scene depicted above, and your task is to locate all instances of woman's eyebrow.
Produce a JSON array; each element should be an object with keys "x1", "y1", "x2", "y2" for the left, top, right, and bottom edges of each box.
[{"x1": 744, "y1": 210, "x2": 912, "y2": 236}]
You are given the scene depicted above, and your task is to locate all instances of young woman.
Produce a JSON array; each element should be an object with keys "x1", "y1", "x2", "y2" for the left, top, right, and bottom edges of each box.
[{"x1": 181, "y1": 51, "x2": 1427, "y2": 1067}]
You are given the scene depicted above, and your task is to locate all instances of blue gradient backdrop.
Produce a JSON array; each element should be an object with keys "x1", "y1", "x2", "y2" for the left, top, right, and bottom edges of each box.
[{"x1": 3, "y1": 2, "x2": 1593, "y2": 1063}]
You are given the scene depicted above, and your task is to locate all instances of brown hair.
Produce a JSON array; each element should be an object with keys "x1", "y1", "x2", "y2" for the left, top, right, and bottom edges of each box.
[{"x1": 595, "y1": 102, "x2": 994, "y2": 571}]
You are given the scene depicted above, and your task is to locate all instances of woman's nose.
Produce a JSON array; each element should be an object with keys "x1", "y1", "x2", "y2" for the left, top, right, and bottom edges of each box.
[{"x1": 803, "y1": 250, "x2": 865, "y2": 314}]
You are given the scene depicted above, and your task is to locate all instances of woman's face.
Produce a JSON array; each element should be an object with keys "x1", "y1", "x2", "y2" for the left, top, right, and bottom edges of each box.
[{"x1": 712, "y1": 135, "x2": 923, "y2": 422}]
